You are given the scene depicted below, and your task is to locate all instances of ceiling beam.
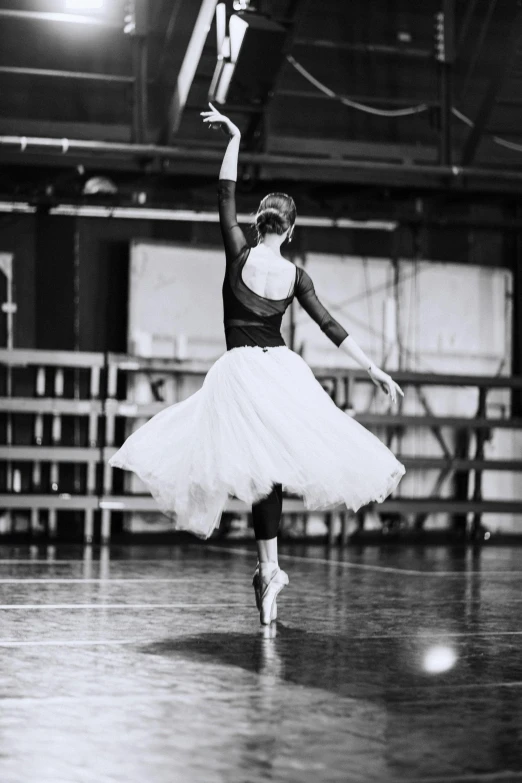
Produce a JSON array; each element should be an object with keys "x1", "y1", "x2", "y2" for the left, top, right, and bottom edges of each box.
[
  {"x1": 0, "y1": 119, "x2": 132, "y2": 141},
  {"x1": 163, "y1": 0, "x2": 218, "y2": 143},
  {"x1": 458, "y1": 0, "x2": 498, "y2": 100},
  {"x1": 461, "y1": 5, "x2": 522, "y2": 166},
  {"x1": 456, "y1": 0, "x2": 479, "y2": 51},
  {"x1": 294, "y1": 37, "x2": 432, "y2": 59},
  {"x1": 1, "y1": 134, "x2": 522, "y2": 193},
  {"x1": 267, "y1": 135, "x2": 440, "y2": 163},
  {"x1": 153, "y1": 0, "x2": 184, "y2": 84}
]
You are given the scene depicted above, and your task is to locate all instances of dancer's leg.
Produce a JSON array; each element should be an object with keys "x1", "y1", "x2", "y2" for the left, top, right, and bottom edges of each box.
[
  {"x1": 252, "y1": 483, "x2": 283, "y2": 553},
  {"x1": 252, "y1": 485, "x2": 287, "y2": 624}
]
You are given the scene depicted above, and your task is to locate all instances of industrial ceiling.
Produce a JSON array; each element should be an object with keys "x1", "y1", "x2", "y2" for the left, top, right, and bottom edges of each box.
[{"x1": 0, "y1": 0, "x2": 522, "y2": 198}]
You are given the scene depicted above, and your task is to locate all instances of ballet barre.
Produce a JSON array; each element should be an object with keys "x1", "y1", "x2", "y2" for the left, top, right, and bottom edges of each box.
[{"x1": 1, "y1": 347, "x2": 522, "y2": 544}]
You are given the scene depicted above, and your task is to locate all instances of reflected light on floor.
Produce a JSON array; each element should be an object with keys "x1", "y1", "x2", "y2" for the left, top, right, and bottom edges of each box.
[{"x1": 423, "y1": 645, "x2": 458, "y2": 674}]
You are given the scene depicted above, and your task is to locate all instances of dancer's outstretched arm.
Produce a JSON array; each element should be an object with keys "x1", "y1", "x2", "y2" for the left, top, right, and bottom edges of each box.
[
  {"x1": 296, "y1": 267, "x2": 403, "y2": 402},
  {"x1": 201, "y1": 102, "x2": 241, "y2": 180},
  {"x1": 337, "y1": 335, "x2": 404, "y2": 403}
]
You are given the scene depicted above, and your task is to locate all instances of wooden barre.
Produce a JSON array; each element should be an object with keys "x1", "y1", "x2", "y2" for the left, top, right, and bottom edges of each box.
[
  {"x1": 105, "y1": 352, "x2": 522, "y2": 388},
  {"x1": 0, "y1": 398, "x2": 102, "y2": 414},
  {"x1": 4, "y1": 398, "x2": 520, "y2": 430},
  {"x1": 1, "y1": 448, "x2": 521, "y2": 472},
  {"x1": 0, "y1": 348, "x2": 105, "y2": 368},
  {"x1": 0, "y1": 494, "x2": 99, "y2": 509},
  {"x1": 1, "y1": 495, "x2": 519, "y2": 515},
  {"x1": 101, "y1": 496, "x2": 522, "y2": 514},
  {"x1": 355, "y1": 414, "x2": 522, "y2": 430},
  {"x1": 0, "y1": 446, "x2": 102, "y2": 462}
]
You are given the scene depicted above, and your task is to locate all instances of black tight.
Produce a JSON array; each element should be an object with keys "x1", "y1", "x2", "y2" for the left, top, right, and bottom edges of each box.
[{"x1": 252, "y1": 483, "x2": 283, "y2": 540}]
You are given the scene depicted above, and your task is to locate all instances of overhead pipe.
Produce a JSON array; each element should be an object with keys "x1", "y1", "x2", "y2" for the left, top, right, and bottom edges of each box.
[
  {"x1": 4, "y1": 200, "x2": 522, "y2": 231},
  {"x1": 1, "y1": 134, "x2": 522, "y2": 187}
]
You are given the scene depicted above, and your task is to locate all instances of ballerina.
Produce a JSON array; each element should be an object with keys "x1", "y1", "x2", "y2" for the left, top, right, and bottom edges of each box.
[{"x1": 110, "y1": 103, "x2": 405, "y2": 625}]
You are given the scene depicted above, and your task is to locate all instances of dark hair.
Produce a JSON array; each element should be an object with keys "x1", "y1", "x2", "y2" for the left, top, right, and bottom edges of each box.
[{"x1": 255, "y1": 192, "x2": 297, "y2": 240}]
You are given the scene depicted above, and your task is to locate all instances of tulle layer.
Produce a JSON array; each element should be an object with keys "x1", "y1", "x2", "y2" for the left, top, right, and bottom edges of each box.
[{"x1": 109, "y1": 346, "x2": 406, "y2": 538}]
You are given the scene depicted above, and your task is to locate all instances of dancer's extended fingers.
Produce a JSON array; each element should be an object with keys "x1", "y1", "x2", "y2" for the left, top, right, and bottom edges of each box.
[
  {"x1": 391, "y1": 382, "x2": 403, "y2": 403},
  {"x1": 381, "y1": 378, "x2": 394, "y2": 401}
]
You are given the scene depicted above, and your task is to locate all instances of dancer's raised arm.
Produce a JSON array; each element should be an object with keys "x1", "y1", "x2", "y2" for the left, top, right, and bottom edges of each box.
[
  {"x1": 201, "y1": 103, "x2": 247, "y2": 263},
  {"x1": 201, "y1": 102, "x2": 241, "y2": 181}
]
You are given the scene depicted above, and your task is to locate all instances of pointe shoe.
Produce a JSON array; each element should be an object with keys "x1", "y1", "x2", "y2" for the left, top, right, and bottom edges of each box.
[
  {"x1": 252, "y1": 565, "x2": 277, "y2": 623},
  {"x1": 253, "y1": 565, "x2": 278, "y2": 622},
  {"x1": 258, "y1": 565, "x2": 289, "y2": 626},
  {"x1": 252, "y1": 565, "x2": 261, "y2": 610}
]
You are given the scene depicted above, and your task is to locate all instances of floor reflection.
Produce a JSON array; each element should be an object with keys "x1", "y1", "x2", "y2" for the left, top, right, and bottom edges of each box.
[{"x1": 2, "y1": 543, "x2": 522, "y2": 782}]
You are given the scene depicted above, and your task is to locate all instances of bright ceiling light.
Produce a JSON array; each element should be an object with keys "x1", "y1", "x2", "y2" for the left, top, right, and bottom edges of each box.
[
  {"x1": 229, "y1": 14, "x2": 248, "y2": 63},
  {"x1": 65, "y1": 0, "x2": 104, "y2": 10},
  {"x1": 214, "y1": 62, "x2": 235, "y2": 104},
  {"x1": 216, "y1": 3, "x2": 226, "y2": 53}
]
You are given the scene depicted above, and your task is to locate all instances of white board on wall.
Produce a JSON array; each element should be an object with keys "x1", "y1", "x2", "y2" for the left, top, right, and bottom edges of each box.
[
  {"x1": 295, "y1": 253, "x2": 512, "y2": 376},
  {"x1": 398, "y1": 260, "x2": 512, "y2": 375},
  {"x1": 128, "y1": 240, "x2": 227, "y2": 361}
]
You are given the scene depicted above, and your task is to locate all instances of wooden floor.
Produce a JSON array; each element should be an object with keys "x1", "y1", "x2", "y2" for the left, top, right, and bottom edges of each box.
[{"x1": 1, "y1": 541, "x2": 522, "y2": 783}]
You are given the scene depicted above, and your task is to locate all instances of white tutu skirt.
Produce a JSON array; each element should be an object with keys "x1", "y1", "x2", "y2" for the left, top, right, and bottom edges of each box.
[{"x1": 109, "y1": 346, "x2": 405, "y2": 539}]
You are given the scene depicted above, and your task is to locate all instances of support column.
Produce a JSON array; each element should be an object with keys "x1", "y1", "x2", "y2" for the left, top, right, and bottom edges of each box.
[{"x1": 512, "y1": 204, "x2": 522, "y2": 417}]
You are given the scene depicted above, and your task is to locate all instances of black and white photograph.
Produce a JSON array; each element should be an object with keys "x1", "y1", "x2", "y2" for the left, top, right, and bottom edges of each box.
[{"x1": 0, "y1": 1, "x2": 522, "y2": 781}]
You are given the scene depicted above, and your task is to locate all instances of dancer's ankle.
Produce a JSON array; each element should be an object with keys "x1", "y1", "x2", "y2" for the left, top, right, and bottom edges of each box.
[{"x1": 259, "y1": 559, "x2": 278, "y2": 573}]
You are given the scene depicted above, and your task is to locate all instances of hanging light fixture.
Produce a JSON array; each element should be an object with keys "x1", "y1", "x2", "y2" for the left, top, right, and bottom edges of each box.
[{"x1": 209, "y1": 6, "x2": 285, "y2": 105}]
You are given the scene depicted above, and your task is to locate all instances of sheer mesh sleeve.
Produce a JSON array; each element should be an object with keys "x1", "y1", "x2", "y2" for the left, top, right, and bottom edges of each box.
[
  {"x1": 218, "y1": 179, "x2": 249, "y2": 265},
  {"x1": 295, "y1": 267, "x2": 349, "y2": 347}
]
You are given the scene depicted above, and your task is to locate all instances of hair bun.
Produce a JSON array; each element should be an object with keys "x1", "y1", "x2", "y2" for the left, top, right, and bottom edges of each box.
[
  {"x1": 255, "y1": 209, "x2": 286, "y2": 235},
  {"x1": 255, "y1": 192, "x2": 297, "y2": 239}
]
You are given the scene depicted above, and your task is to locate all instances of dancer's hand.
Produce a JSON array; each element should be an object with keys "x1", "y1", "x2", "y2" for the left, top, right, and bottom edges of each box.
[
  {"x1": 367, "y1": 365, "x2": 404, "y2": 403},
  {"x1": 200, "y1": 102, "x2": 241, "y2": 138}
]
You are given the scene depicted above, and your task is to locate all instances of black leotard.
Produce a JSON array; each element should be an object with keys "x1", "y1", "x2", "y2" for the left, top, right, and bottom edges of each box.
[{"x1": 218, "y1": 179, "x2": 349, "y2": 351}]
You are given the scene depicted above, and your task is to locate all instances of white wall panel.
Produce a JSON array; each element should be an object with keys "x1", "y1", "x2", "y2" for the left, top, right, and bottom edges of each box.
[
  {"x1": 123, "y1": 241, "x2": 517, "y2": 532},
  {"x1": 128, "y1": 240, "x2": 226, "y2": 362}
]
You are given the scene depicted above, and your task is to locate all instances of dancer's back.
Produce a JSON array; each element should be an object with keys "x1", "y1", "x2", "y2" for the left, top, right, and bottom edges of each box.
[{"x1": 218, "y1": 178, "x2": 349, "y2": 351}]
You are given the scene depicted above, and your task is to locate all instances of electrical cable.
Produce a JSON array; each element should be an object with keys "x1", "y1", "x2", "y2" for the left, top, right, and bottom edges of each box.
[
  {"x1": 287, "y1": 55, "x2": 522, "y2": 154},
  {"x1": 287, "y1": 55, "x2": 429, "y2": 117},
  {"x1": 452, "y1": 106, "x2": 522, "y2": 153}
]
